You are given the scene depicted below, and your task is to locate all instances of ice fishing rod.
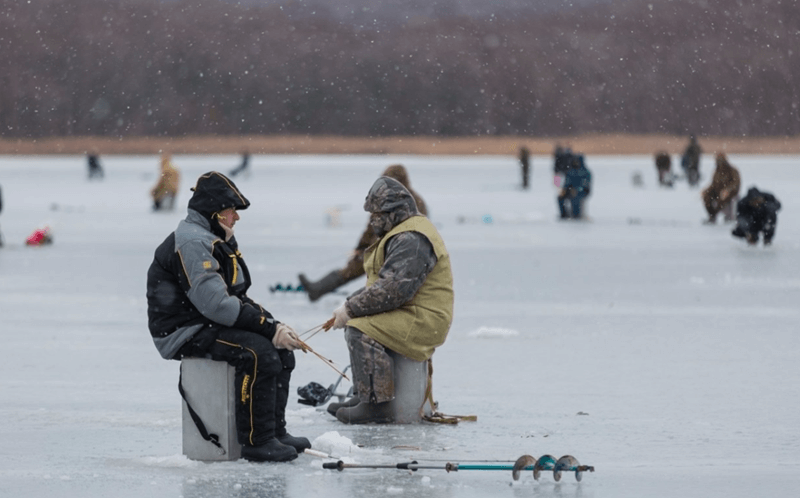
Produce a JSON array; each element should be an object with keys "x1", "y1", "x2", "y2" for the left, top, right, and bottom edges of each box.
[{"x1": 322, "y1": 454, "x2": 595, "y2": 482}]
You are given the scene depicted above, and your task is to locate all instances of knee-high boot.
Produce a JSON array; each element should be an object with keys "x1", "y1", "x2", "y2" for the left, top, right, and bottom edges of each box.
[
  {"x1": 273, "y1": 350, "x2": 310, "y2": 452},
  {"x1": 298, "y1": 270, "x2": 347, "y2": 302}
]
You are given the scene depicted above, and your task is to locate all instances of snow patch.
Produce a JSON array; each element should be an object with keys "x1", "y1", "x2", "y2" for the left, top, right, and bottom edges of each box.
[
  {"x1": 468, "y1": 326, "x2": 519, "y2": 338},
  {"x1": 311, "y1": 431, "x2": 375, "y2": 463}
]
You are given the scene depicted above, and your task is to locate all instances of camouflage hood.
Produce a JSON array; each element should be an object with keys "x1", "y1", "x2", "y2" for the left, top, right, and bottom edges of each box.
[{"x1": 363, "y1": 176, "x2": 420, "y2": 237}]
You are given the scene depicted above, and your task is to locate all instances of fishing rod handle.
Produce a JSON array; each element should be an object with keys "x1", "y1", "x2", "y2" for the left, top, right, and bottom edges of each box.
[{"x1": 323, "y1": 461, "x2": 345, "y2": 471}]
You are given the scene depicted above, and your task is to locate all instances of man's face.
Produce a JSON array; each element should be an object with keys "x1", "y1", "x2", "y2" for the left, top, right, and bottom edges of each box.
[
  {"x1": 369, "y1": 211, "x2": 392, "y2": 237},
  {"x1": 217, "y1": 208, "x2": 239, "y2": 228}
]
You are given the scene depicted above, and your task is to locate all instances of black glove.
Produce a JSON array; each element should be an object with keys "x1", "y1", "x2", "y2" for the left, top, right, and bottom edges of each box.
[{"x1": 233, "y1": 302, "x2": 277, "y2": 340}]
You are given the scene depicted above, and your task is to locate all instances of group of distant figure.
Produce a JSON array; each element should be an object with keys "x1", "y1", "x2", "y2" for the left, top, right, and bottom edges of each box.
[
  {"x1": 655, "y1": 136, "x2": 781, "y2": 246},
  {"x1": 653, "y1": 134, "x2": 702, "y2": 188},
  {"x1": 513, "y1": 136, "x2": 781, "y2": 247},
  {"x1": 83, "y1": 150, "x2": 251, "y2": 213},
  {"x1": 3, "y1": 144, "x2": 782, "y2": 249}
]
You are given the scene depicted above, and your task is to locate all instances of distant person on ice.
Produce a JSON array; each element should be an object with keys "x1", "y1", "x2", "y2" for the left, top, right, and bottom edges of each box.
[
  {"x1": 654, "y1": 151, "x2": 673, "y2": 187},
  {"x1": 229, "y1": 150, "x2": 250, "y2": 178},
  {"x1": 557, "y1": 154, "x2": 592, "y2": 220},
  {"x1": 298, "y1": 164, "x2": 427, "y2": 302},
  {"x1": 146, "y1": 171, "x2": 310, "y2": 462},
  {"x1": 553, "y1": 145, "x2": 572, "y2": 187},
  {"x1": 86, "y1": 152, "x2": 104, "y2": 180},
  {"x1": 731, "y1": 186, "x2": 781, "y2": 246},
  {"x1": 326, "y1": 176, "x2": 453, "y2": 424},
  {"x1": 150, "y1": 152, "x2": 181, "y2": 211},
  {"x1": 519, "y1": 146, "x2": 531, "y2": 189},
  {"x1": 702, "y1": 153, "x2": 741, "y2": 224},
  {"x1": 681, "y1": 134, "x2": 702, "y2": 186}
]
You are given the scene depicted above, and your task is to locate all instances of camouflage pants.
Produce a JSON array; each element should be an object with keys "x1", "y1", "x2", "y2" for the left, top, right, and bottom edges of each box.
[{"x1": 345, "y1": 326, "x2": 395, "y2": 404}]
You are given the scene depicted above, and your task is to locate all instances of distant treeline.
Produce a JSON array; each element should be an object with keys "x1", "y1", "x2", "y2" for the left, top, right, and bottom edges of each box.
[{"x1": 1, "y1": 0, "x2": 798, "y2": 138}]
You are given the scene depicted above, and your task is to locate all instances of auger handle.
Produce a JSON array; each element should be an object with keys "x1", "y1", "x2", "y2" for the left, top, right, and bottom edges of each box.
[
  {"x1": 322, "y1": 460, "x2": 419, "y2": 471},
  {"x1": 323, "y1": 461, "x2": 345, "y2": 471}
]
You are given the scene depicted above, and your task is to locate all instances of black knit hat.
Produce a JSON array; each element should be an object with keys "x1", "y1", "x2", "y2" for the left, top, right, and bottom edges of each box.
[{"x1": 188, "y1": 171, "x2": 250, "y2": 218}]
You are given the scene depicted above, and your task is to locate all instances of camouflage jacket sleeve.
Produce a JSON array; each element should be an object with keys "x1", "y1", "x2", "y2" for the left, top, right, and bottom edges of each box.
[{"x1": 345, "y1": 231, "x2": 437, "y2": 317}]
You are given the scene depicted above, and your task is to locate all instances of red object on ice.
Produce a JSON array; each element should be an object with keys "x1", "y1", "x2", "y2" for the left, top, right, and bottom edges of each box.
[{"x1": 26, "y1": 227, "x2": 52, "y2": 246}]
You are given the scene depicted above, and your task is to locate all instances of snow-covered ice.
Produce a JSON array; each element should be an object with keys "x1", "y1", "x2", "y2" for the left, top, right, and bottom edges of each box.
[{"x1": 1, "y1": 153, "x2": 799, "y2": 497}]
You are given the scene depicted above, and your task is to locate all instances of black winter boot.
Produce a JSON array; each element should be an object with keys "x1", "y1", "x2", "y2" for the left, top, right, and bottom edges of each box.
[
  {"x1": 278, "y1": 433, "x2": 311, "y2": 452},
  {"x1": 273, "y1": 352, "x2": 307, "y2": 450},
  {"x1": 326, "y1": 395, "x2": 360, "y2": 417},
  {"x1": 241, "y1": 438, "x2": 298, "y2": 462},
  {"x1": 298, "y1": 270, "x2": 347, "y2": 302},
  {"x1": 336, "y1": 401, "x2": 394, "y2": 424}
]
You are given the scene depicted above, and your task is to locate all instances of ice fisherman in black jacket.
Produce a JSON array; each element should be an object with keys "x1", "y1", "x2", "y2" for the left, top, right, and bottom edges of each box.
[{"x1": 146, "y1": 171, "x2": 309, "y2": 462}]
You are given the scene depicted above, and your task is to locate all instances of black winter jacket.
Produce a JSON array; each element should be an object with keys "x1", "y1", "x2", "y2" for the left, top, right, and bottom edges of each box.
[{"x1": 146, "y1": 171, "x2": 274, "y2": 359}]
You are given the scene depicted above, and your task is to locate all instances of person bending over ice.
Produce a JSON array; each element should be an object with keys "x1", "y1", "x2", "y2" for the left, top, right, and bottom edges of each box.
[
  {"x1": 326, "y1": 176, "x2": 454, "y2": 424},
  {"x1": 146, "y1": 171, "x2": 308, "y2": 462},
  {"x1": 732, "y1": 186, "x2": 781, "y2": 246}
]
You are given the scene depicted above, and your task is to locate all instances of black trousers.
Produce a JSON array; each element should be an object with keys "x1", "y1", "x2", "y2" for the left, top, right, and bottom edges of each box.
[
  {"x1": 179, "y1": 327, "x2": 295, "y2": 447},
  {"x1": 737, "y1": 212, "x2": 777, "y2": 242}
]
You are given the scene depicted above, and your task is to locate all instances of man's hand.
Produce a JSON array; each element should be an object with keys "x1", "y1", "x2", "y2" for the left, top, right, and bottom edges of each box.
[
  {"x1": 272, "y1": 323, "x2": 303, "y2": 351},
  {"x1": 331, "y1": 303, "x2": 350, "y2": 330}
]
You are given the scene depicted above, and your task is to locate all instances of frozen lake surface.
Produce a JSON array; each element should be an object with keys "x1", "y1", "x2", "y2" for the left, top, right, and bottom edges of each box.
[{"x1": 1, "y1": 153, "x2": 799, "y2": 497}]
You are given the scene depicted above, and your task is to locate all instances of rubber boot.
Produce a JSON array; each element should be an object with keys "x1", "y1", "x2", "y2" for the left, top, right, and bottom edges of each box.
[
  {"x1": 277, "y1": 433, "x2": 311, "y2": 453},
  {"x1": 273, "y1": 350, "x2": 310, "y2": 452},
  {"x1": 336, "y1": 401, "x2": 394, "y2": 424},
  {"x1": 298, "y1": 270, "x2": 347, "y2": 302},
  {"x1": 326, "y1": 395, "x2": 360, "y2": 417},
  {"x1": 241, "y1": 438, "x2": 298, "y2": 462}
]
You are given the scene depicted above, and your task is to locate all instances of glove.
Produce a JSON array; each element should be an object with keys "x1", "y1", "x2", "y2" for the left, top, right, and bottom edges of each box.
[
  {"x1": 234, "y1": 302, "x2": 276, "y2": 339},
  {"x1": 331, "y1": 303, "x2": 351, "y2": 330},
  {"x1": 272, "y1": 323, "x2": 303, "y2": 351}
]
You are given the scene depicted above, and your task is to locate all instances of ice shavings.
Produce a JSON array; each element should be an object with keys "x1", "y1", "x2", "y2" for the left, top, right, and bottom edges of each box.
[
  {"x1": 311, "y1": 431, "x2": 361, "y2": 457},
  {"x1": 310, "y1": 431, "x2": 380, "y2": 464}
]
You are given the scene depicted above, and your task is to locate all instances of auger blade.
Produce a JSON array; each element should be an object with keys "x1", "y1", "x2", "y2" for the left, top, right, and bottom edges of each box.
[
  {"x1": 512, "y1": 455, "x2": 536, "y2": 481},
  {"x1": 533, "y1": 454, "x2": 556, "y2": 481},
  {"x1": 553, "y1": 455, "x2": 580, "y2": 482}
]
